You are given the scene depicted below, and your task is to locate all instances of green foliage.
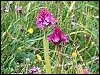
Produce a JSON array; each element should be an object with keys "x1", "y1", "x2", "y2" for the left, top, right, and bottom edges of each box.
[{"x1": 1, "y1": 1, "x2": 99, "y2": 74}]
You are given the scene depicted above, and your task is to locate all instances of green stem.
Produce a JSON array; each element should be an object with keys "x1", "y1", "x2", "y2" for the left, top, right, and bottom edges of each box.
[
  {"x1": 72, "y1": 57, "x2": 77, "y2": 74},
  {"x1": 25, "y1": 63, "x2": 28, "y2": 74},
  {"x1": 55, "y1": 45, "x2": 60, "y2": 74},
  {"x1": 57, "y1": 1, "x2": 60, "y2": 25},
  {"x1": 55, "y1": 45, "x2": 58, "y2": 74},
  {"x1": 24, "y1": 58, "x2": 30, "y2": 74},
  {"x1": 43, "y1": 29, "x2": 51, "y2": 74}
]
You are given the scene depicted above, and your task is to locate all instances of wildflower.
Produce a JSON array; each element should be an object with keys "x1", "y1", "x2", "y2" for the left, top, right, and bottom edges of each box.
[
  {"x1": 29, "y1": 66, "x2": 41, "y2": 74},
  {"x1": 15, "y1": 6, "x2": 22, "y2": 14},
  {"x1": 47, "y1": 26, "x2": 69, "y2": 45},
  {"x1": 82, "y1": 68, "x2": 91, "y2": 74},
  {"x1": 26, "y1": 58, "x2": 30, "y2": 62},
  {"x1": 1, "y1": 42, "x2": 2, "y2": 45},
  {"x1": 36, "y1": 8, "x2": 57, "y2": 30},
  {"x1": 1, "y1": 7, "x2": 3, "y2": 11},
  {"x1": 4, "y1": 6, "x2": 9, "y2": 13},
  {"x1": 72, "y1": 50, "x2": 77, "y2": 58},
  {"x1": 36, "y1": 54, "x2": 42, "y2": 61},
  {"x1": 28, "y1": 28, "x2": 33, "y2": 34},
  {"x1": 8, "y1": 1, "x2": 13, "y2": 4},
  {"x1": 76, "y1": 64, "x2": 83, "y2": 74},
  {"x1": 76, "y1": 64, "x2": 91, "y2": 74}
]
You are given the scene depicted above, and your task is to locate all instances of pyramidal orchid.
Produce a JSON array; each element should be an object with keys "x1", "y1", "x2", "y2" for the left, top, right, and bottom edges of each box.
[
  {"x1": 47, "y1": 26, "x2": 69, "y2": 73},
  {"x1": 36, "y1": 8, "x2": 57, "y2": 74},
  {"x1": 48, "y1": 26, "x2": 69, "y2": 45},
  {"x1": 36, "y1": 8, "x2": 57, "y2": 30}
]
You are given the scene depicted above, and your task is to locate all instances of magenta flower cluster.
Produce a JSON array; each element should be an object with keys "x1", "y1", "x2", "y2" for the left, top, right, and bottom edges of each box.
[
  {"x1": 36, "y1": 8, "x2": 69, "y2": 45},
  {"x1": 48, "y1": 26, "x2": 69, "y2": 45},
  {"x1": 36, "y1": 8, "x2": 57, "y2": 30}
]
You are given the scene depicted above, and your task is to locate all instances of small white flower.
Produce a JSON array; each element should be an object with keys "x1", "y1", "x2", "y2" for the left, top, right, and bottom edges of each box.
[
  {"x1": 26, "y1": 58, "x2": 30, "y2": 62},
  {"x1": 8, "y1": 1, "x2": 13, "y2": 4},
  {"x1": 4, "y1": 6, "x2": 9, "y2": 13}
]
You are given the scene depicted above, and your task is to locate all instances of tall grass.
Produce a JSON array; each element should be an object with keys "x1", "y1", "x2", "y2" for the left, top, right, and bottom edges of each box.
[{"x1": 1, "y1": 1, "x2": 99, "y2": 74}]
